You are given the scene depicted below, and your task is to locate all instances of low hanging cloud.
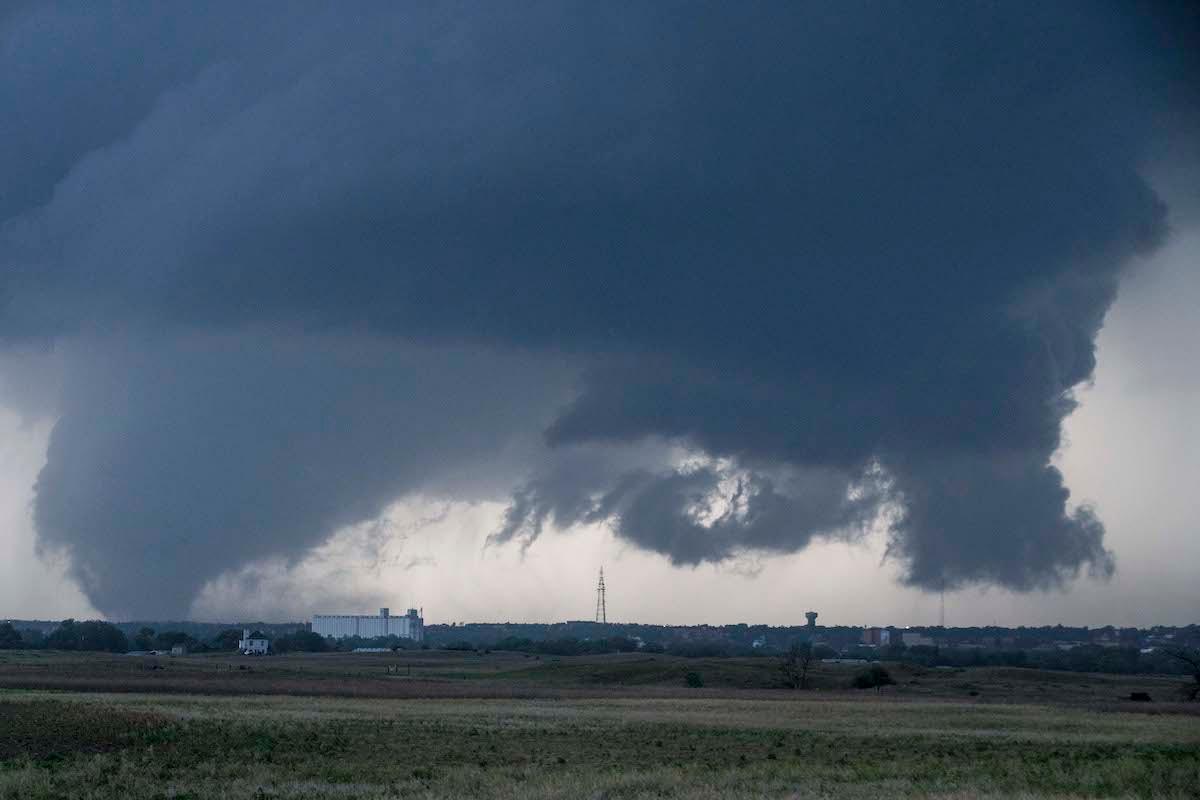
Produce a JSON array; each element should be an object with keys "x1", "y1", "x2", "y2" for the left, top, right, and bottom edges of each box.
[
  {"x1": 32, "y1": 334, "x2": 573, "y2": 618},
  {"x1": 492, "y1": 445, "x2": 888, "y2": 567},
  {"x1": 0, "y1": 3, "x2": 1195, "y2": 617}
]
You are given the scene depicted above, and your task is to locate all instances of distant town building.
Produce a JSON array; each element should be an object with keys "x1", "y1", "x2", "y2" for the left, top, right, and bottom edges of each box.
[
  {"x1": 752, "y1": 635, "x2": 767, "y2": 649},
  {"x1": 901, "y1": 631, "x2": 934, "y2": 647},
  {"x1": 312, "y1": 607, "x2": 424, "y2": 641},
  {"x1": 862, "y1": 627, "x2": 891, "y2": 646},
  {"x1": 238, "y1": 629, "x2": 270, "y2": 655},
  {"x1": 170, "y1": 644, "x2": 188, "y2": 656}
]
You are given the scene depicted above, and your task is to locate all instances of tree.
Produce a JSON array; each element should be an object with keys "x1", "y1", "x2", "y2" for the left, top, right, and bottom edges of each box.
[
  {"x1": 0, "y1": 623, "x2": 21, "y2": 649},
  {"x1": 603, "y1": 635, "x2": 641, "y2": 653},
  {"x1": 211, "y1": 629, "x2": 243, "y2": 651},
  {"x1": 81, "y1": 620, "x2": 130, "y2": 652},
  {"x1": 1163, "y1": 647, "x2": 1200, "y2": 701},
  {"x1": 781, "y1": 641, "x2": 815, "y2": 689},
  {"x1": 46, "y1": 619, "x2": 129, "y2": 652},
  {"x1": 133, "y1": 627, "x2": 156, "y2": 650},
  {"x1": 20, "y1": 628, "x2": 46, "y2": 648},
  {"x1": 46, "y1": 619, "x2": 79, "y2": 649},
  {"x1": 274, "y1": 630, "x2": 328, "y2": 653},
  {"x1": 813, "y1": 644, "x2": 837, "y2": 660}
]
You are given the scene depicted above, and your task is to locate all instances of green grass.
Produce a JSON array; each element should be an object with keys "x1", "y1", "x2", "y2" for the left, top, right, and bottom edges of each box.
[
  {"x1": 4, "y1": 649, "x2": 1189, "y2": 705},
  {"x1": 1, "y1": 690, "x2": 1197, "y2": 799},
  {"x1": 2, "y1": 651, "x2": 1197, "y2": 798},
  {"x1": 487, "y1": 653, "x2": 787, "y2": 687}
]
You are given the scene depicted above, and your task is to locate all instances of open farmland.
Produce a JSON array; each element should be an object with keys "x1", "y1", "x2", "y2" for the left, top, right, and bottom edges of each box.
[{"x1": 1, "y1": 650, "x2": 1198, "y2": 799}]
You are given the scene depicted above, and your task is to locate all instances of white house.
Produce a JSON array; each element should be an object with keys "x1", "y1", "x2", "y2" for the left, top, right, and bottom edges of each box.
[{"x1": 237, "y1": 629, "x2": 269, "y2": 655}]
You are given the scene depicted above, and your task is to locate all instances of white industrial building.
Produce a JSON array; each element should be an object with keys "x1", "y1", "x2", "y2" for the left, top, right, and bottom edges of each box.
[{"x1": 311, "y1": 607, "x2": 424, "y2": 641}]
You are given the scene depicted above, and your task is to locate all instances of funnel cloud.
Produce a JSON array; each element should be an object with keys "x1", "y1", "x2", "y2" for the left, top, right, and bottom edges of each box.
[{"x1": 0, "y1": 3, "x2": 1195, "y2": 617}]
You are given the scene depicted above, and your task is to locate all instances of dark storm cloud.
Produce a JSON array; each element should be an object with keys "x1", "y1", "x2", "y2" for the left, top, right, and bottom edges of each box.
[
  {"x1": 0, "y1": 2, "x2": 1193, "y2": 615},
  {"x1": 493, "y1": 451, "x2": 886, "y2": 568}
]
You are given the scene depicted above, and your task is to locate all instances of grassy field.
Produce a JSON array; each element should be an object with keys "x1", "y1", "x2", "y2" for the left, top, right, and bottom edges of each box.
[{"x1": 1, "y1": 650, "x2": 1197, "y2": 798}]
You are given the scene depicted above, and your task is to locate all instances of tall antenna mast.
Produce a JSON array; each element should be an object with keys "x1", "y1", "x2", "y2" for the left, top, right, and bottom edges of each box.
[{"x1": 595, "y1": 566, "x2": 607, "y2": 624}]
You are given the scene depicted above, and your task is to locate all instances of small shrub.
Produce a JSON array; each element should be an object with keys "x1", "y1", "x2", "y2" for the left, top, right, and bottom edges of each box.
[
  {"x1": 685, "y1": 670, "x2": 704, "y2": 688},
  {"x1": 852, "y1": 664, "x2": 895, "y2": 690}
]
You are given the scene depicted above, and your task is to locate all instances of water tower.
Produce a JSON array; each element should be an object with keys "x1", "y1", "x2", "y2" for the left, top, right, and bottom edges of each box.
[{"x1": 805, "y1": 611, "x2": 818, "y2": 637}]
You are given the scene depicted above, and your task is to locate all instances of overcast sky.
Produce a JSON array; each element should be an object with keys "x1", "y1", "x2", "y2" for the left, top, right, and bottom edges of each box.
[{"x1": 0, "y1": 3, "x2": 1196, "y2": 626}]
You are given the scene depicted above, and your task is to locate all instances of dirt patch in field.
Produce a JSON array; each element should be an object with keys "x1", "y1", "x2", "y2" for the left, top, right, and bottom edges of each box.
[{"x1": 0, "y1": 700, "x2": 169, "y2": 762}]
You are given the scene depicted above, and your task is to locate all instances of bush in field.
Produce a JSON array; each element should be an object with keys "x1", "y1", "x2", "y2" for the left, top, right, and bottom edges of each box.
[
  {"x1": 325, "y1": 634, "x2": 419, "y2": 652},
  {"x1": 493, "y1": 636, "x2": 536, "y2": 652},
  {"x1": 669, "y1": 641, "x2": 731, "y2": 658},
  {"x1": 684, "y1": 670, "x2": 704, "y2": 688},
  {"x1": 604, "y1": 636, "x2": 642, "y2": 653},
  {"x1": 490, "y1": 636, "x2": 646, "y2": 656},
  {"x1": 852, "y1": 664, "x2": 895, "y2": 691},
  {"x1": 531, "y1": 638, "x2": 582, "y2": 656},
  {"x1": 274, "y1": 630, "x2": 330, "y2": 653}
]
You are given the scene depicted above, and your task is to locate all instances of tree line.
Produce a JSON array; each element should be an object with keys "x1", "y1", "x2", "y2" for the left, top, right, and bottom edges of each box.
[
  {"x1": 0, "y1": 620, "x2": 427, "y2": 655},
  {"x1": 0, "y1": 620, "x2": 329, "y2": 654}
]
